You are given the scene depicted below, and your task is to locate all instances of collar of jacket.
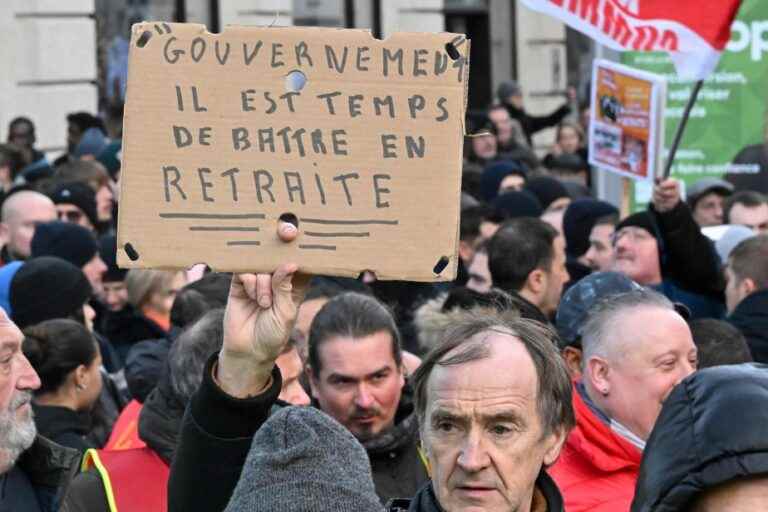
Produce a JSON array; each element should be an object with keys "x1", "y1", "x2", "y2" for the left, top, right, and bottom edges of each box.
[
  {"x1": 17, "y1": 436, "x2": 80, "y2": 510},
  {"x1": 568, "y1": 382, "x2": 642, "y2": 473},
  {"x1": 730, "y1": 288, "x2": 768, "y2": 321},
  {"x1": 396, "y1": 470, "x2": 564, "y2": 512}
]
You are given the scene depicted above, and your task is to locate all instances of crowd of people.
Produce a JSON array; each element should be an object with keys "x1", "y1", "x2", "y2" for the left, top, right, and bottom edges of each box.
[{"x1": 0, "y1": 77, "x2": 766, "y2": 512}]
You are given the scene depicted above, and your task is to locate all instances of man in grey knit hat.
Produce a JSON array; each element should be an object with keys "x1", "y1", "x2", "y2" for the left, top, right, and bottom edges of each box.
[{"x1": 225, "y1": 406, "x2": 384, "y2": 512}]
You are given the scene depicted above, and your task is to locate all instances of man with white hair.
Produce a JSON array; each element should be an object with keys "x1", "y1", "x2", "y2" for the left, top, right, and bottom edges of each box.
[
  {"x1": 0, "y1": 190, "x2": 57, "y2": 264},
  {"x1": 0, "y1": 307, "x2": 80, "y2": 511},
  {"x1": 549, "y1": 288, "x2": 697, "y2": 512}
]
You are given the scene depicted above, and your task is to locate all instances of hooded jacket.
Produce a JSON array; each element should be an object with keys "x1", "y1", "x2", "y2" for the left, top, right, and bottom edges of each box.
[
  {"x1": 549, "y1": 384, "x2": 642, "y2": 512},
  {"x1": 631, "y1": 363, "x2": 768, "y2": 511},
  {"x1": 728, "y1": 289, "x2": 768, "y2": 363}
]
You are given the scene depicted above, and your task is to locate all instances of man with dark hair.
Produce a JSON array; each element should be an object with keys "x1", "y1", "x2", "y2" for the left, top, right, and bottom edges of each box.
[
  {"x1": 725, "y1": 235, "x2": 768, "y2": 362},
  {"x1": 584, "y1": 212, "x2": 619, "y2": 271},
  {"x1": 686, "y1": 178, "x2": 733, "y2": 227},
  {"x1": 688, "y1": 318, "x2": 752, "y2": 368},
  {"x1": 488, "y1": 217, "x2": 570, "y2": 322},
  {"x1": 724, "y1": 190, "x2": 768, "y2": 233},
  {"x1": 408, "y1": 314, "x2": 574, "y2": 511},
  {"x1": 550, "y1": 288, "x2": 697, "y2": 512},
  {"x1": 306, "y1": 292, "x2": 427, "y2": 502},
  {"x1": 458, "y1": 205, "x2": 497, "y2": 286},
  {"x1": 7, "y1": 117, "x2": 44, "y2": 166}
]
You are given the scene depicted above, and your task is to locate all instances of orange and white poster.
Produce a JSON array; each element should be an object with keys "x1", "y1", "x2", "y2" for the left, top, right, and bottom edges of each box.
[{"x1": 589, "y1": 59, "x2": 666, "y2": 183}]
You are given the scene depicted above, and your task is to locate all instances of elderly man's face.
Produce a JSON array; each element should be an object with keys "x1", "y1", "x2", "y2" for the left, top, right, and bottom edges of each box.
[
  {"x1": 421, "y1": 331, "x2": 566, "y2": 512},
  {"x1": 594, "y1": 307, "x2": 696, "y2": 441},
  {"x1": 692, "y1": 192, "x2": 726, "y2": 227},
  {"x1": 0, "y1": 311, "x2": 40, "y2": 473},
  {"x1": 612, "y1": 227, "x2": 661, "y2": 285}
]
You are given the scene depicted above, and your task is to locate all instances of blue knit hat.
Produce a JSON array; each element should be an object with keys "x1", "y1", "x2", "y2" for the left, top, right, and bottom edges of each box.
[{"x1": 0, "y1": 262, "x2": 24, "y2": 317}]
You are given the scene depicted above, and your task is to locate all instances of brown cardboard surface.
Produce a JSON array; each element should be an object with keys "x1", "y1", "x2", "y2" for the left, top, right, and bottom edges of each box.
[{"x1": 117, "y1": 22, "x2": 469, "y2": 281}]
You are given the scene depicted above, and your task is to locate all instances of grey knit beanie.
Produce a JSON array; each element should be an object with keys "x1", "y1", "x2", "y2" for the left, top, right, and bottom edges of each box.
[{"x1": 224, "y1": 406, "x2": 385, "y2": 512}]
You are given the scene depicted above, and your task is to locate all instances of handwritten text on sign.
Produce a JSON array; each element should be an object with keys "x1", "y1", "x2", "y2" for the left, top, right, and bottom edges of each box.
[{"x1": 117, "y1": 23, "x2": 469, "y2": 281}]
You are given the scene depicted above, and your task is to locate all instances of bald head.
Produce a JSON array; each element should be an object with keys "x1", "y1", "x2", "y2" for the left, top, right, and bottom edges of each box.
[{"x1": 0, "y1": 191, "x2": 56, "y2": 260}]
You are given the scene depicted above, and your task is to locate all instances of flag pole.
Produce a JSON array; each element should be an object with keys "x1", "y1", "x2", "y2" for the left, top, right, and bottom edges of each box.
[{"x1": 662, "y1": 80, "x2": 704, "y2": 179}]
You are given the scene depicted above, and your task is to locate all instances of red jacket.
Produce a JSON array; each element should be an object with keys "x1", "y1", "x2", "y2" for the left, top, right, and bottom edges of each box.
[
  {"x1": 549, "y1": 384, "x2": 642, "y2": 512},
  {"x1": 104, "y1": 399, "x2": 146, "y2": 451}
]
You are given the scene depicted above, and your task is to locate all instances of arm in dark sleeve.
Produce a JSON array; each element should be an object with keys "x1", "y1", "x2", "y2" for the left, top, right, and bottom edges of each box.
[
  {"x1": 525, "y1": 104, "x2": 571, "y2": 135},
  {"x1": 167, "y1": 352, "x2": 282, "y2": 512},
  {"x1": 651, "y1": 201, "x2": 725, "y2": 296}
]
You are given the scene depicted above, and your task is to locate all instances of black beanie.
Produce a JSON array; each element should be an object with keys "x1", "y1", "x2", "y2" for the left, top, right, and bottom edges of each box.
[
  {"x1": 31, "y1": 221, "x2": 98, "y2": 268},
  {"x1": 616, "y1": 211, "x2": 657, "y2": 235},
  {"x1": 99, "y1": 234, "x2": 126, "y2": 283},
  {"x1": 563, "y1": 199, "x2": 619, "y2": 258},
  {"x1": 492, "y1": 190, "x2": 543, "y2": 219},
  {"x1": 49, "y1": 181, "x2": 98, "y2": 228},
  {"x1": 10, "y1": 256, "x2": 92, "y2": 329},
  {"x1": 525, "y1": 176, "x2": 570, "y2": 211}
]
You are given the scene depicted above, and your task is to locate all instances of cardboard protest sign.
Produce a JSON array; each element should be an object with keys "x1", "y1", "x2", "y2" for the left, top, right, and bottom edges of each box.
[
  {"x1": 117, "y1": 23, "x2": 469, "y2": 281},
  {"x1": 588, "y1": 59, "x2": 665, "y2": 183}
]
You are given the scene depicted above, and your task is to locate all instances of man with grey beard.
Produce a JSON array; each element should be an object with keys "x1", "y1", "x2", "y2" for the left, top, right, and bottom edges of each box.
[{"x1": 0, "y1": 308, "x2": 80, "y2": 512}]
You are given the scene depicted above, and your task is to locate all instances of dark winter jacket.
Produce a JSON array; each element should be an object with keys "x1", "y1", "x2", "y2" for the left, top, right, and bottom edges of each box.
[
  {"x1": 1, "y1": 436, "x2": 80, "y2": 512},
  {"x1": 728, "y1": 289, "x2": 768, "y2": 363},
  {"x1": 168, "y1": 355, "x2": 282, "y2": 512},
  {"x1": 387, "y1": 473, "x2": 564, "y2": 512},
  {"x1": 631, "y1": 363, "x2": 768, "y2": 511},
  {"x1": 123, "y1": 328, "x2": 179, "y2": 402},
  {"x1": 99, "y1": 305, "x2": 167, "y2": 364},
  {"x1": 62, "y1": 367, "x2": 186, "y2": 512},
  {"x1": 504, "y1": 103, "x2": 571, "y2": 147},
  {"x1": 359, "y1": 387, "x2": 428, "y2": 504},
  {"x1": 648, "y1": 202, "x2": 726, "y2": 319},
  {"x1": 31, "y1": 404, "x2": 93, "y2": 453}
]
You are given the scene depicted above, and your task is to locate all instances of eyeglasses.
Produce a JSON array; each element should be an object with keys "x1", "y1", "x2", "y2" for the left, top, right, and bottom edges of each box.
[
  {"x1": 58, "y1": 210, "x2": 83, "y2": 223},
  {"x1": 611, "y1": 227, "x2": 653, "y2": 246}
]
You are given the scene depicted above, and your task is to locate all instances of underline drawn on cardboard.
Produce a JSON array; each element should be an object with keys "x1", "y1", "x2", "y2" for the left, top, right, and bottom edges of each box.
[
  {"x1": 304, "y1": 231, "x2": 370, "y2": 238},
  {"x1": 227, "y1": 241, "x2": 261, "y2": 246},
  {"x1": 159, "y1": 212, "x2": 266, "y2": 220},
  {"x1": 189, "y1": 226, "x2": 261, "y2": 232},
  {"x1": 299, "y1": 244, "x2": 337, "y2": 251},
  {"x1": 299, "y1": 218, "x2": 399, "y2": 225},
  {"x1": 118, "y1": 22, "x2": 469, "y2": 281}
]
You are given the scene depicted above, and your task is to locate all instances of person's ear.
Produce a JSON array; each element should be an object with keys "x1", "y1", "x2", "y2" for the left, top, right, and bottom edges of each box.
[
  {"x1": 586, "y1": 356, "x2": 611, "y2": 397},
  {"x1": 74, "y1": 364, "x2": 90, "y2": 390},
  {"x1": 527, "y1": 268, "x2": 546, "y2": 296},
  {"x1": 306, "y1": 365, "x2": 320, "y2": 400},
  {"x1": 542, "y1": 426, "x2": 568, "y2": 467},
  {"x1": 741, "y1": 277, "x2": 757, "y2": 297},
  {"x1": 562, "y1": 347, "x2": 583, "y2": 379}
]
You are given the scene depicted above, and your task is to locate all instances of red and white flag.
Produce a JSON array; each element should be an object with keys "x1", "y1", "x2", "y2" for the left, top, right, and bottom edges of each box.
[{"x1": 520, "y1": 0, "x2": 743, "y2": 80}]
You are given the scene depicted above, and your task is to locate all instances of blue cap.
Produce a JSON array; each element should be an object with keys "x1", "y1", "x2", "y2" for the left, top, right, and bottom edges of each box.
[{"x1": 556, "y1": 272, "x2": 642, "y2": 348}]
